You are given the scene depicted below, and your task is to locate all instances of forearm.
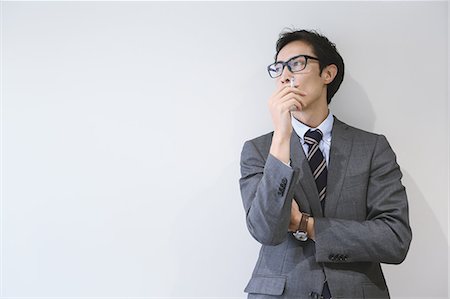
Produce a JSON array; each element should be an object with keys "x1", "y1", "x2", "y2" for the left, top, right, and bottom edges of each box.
[
  {"x1": 311, "y1": 134, "x2": 411, "y2": 264},
  {"x1": 243, "y1": 154, "x2": 298, "y2": 245},
  {"x1": 269, "y1": 132, "x2": 291, "y2": 164},
  {"x1": 240, "y1": 140, "x2": 299, "y2": 245},
  {"x1": 313, "y1": 216, "x2": 411, "y2": 264}
]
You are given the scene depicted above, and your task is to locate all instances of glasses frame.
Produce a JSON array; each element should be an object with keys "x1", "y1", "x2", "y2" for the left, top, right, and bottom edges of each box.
[{"x1": 267, "y1": 54, "x2": 320, "y2": 78}]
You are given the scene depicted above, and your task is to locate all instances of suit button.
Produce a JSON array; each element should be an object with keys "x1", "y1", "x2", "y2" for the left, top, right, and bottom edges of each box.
[
  {"x1": 282, "y1": 177, "x2": 287, "y2": 184},
  {"x1": 328, "y1": 254, "x2": 335, "y2": 261}
]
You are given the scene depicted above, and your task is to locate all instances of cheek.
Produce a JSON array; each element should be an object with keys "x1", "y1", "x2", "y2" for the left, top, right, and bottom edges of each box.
[
  {"x1": 295, "y1": 75, "x2": 313, "y2": 89},
  {"x1": 276, "y1": 78, "x2": 289, "y2": 89},
  {"x1": 275, "y1": 82, "x2": 284, "y2": 90},
  {"x1": 296, "y1": 73, "x2": 323, "y2": 90}
]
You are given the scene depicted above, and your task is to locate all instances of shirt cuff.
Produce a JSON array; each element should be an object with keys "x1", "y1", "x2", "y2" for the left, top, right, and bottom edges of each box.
[{"x1": 283, "y1": 160, "x2": 292, "y2": 168}]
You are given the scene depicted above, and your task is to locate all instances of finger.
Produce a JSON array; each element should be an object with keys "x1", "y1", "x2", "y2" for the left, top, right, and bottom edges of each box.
[
  {"x1": 279, "y1": 93, "x2": 304, "y2": 111},
  {"x1": 269, "y1": 90, "x2": 304, "y2": 114},
  {"x1": 269, "y1": 85, "x2": 289, "y2": 102},
  {"x1": 269, "y1": 85, "x2": 307, "y2": 107},
  {"x1": 272, "y1": 98, "x2": 301, "y2": 114},
  {"x1": 278, "y1": 86, "x2": 308, "y2": 97},
  {"x1": 278, "y1": 99, "x2": 302, "y2": 113},
  {"x1": 271, "y1": 85, "x2": 306, "y2": 102},
  {"x1": 290, "y1": 87, "x2": 308, "y2": 97}
]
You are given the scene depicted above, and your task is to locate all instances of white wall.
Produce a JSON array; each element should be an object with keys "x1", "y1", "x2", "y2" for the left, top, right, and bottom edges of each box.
[{"x1": 1, "y1": 1, "x2": 448, "y2": 298}]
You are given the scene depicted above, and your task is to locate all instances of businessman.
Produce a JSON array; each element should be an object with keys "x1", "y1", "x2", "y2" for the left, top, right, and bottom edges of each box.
[{"x1": 239, "y1": 29, "x2": 412, "y2": 298}]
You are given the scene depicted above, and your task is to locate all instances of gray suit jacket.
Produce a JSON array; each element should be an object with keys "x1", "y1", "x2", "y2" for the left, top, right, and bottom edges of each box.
[{"x1": 239, "y1": 117, "x2": 412, "y2": 299}]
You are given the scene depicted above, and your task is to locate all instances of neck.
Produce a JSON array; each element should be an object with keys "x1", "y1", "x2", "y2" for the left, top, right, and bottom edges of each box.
[{"x1": 292, "y1": 105, "x2": 329, "y2": 128}]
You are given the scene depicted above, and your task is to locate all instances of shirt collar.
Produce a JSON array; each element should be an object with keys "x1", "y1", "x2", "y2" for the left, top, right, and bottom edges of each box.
[{"x1": 291, "y1": 111, "x2": 334, "y2": 144}]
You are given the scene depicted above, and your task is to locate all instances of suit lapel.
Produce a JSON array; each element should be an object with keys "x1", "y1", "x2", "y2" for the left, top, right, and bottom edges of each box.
[
  {"x1": 290, "y1": 130, "x2": 323, "y2": 217},
  {"x1": 325, "y1": 117, "x2": 353, "y2": 218}
]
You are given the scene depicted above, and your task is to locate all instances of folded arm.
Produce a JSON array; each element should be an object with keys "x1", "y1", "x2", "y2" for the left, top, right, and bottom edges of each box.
[
  {"x1": 313, "y1": 135, "x2": 412, "y2": 264},
  {"x1": 239, "y1": 139, "x2": 299, "y2": 245}
]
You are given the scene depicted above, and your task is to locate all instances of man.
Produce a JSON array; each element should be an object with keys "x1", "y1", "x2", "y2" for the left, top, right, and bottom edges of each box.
[{"x1": 239, "y1": 29, "x2": 412, "y2": 299}]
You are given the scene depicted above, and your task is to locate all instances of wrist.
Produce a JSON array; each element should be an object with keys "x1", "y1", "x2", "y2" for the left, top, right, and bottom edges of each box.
[
  {"x1": 272, "y1": 131, "x2": 291, "y2": 144},
  {"x1": 296, "y1": 213, "x2": 302, "y2": 229},
  {"x1": 270, "y1": 133, "x2": 291, "y2": 164},
  {"x1": 293, "y1": 212, "x2": 310, "y2": 241}
]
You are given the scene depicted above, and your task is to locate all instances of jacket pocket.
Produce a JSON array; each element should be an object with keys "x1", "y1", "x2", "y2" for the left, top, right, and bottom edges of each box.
[
  {"x1": 244, "y1": 274, "x2": 287, "y2": 295},
  {"x1": 362, "y1": 283, "x2": 389, "y2": 298}
]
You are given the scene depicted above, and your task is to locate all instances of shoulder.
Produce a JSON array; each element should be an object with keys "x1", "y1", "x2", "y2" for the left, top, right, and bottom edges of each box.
[
  {"x1": 334, "y1": 117, "x2": 384, "y2": 142},
  {"x1": 240, "y1": 131, "x2": 274, "y2": 159},
  {"x1": 245, "y1": 131, "x2": 274, "y2": 147},
  {"x1": 334, "y1": 117, "x2": 393, "y2": 155}
]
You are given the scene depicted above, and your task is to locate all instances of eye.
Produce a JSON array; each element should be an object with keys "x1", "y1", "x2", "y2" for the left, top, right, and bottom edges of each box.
[
  {"x1": 268, "y1": 64, "x2": 282, "y2": 74},
  {"x1": 268, "y1": 63, "x2": 284, "y2": 77},
  {"x1": 289, "y1": 57, "x2": 307, "y2": 71},
  {"x1": 292, "y1": 61, "x2": 302, "y2": 67},
  {"x1": 273, "y1": 63, "x2": 283, "y2": 72}
]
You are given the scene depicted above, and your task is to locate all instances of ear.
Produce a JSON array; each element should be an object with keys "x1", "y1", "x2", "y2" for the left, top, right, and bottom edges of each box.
[{"x1": 321, "y1": 64, "x2": 338, "y2": 85}]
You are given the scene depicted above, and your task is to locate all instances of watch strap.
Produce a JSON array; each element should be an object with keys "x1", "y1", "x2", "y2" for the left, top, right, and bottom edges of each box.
[{"x1": 298, "y1": 213, "x2": 309, "y2": 233}]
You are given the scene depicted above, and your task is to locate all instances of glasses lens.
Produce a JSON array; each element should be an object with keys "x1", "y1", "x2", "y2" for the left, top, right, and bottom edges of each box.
[
  {"x1": 289, "y1": 56, "x2": 307, "y2": 72},
  {"x1": 268, "y1": 63, "x2": 283, "y2": 78}
]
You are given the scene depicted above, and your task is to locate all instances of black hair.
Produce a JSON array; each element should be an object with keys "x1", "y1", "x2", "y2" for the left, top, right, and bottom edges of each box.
[{"x1": 275, "y1": 29, "x2": 344, "y2": 104}]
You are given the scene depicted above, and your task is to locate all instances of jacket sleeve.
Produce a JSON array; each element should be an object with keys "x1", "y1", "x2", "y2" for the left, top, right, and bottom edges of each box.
[
  {"x1": 239, "y1": 139, "x2": 300, "y2": 246},
  {"x1": 314, "y1": 135, "x2": 412, "y2": 264}
]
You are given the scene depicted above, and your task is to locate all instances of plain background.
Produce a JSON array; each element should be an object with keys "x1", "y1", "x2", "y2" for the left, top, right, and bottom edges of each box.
[{"x1": 1, "y1": 1, "x2": 449, "y2": 298}]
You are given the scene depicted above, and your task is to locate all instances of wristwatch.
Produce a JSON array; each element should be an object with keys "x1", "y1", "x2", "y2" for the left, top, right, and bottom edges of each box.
[{"x1": 293, "y1": 213, "x2": 310, "y2": 241}]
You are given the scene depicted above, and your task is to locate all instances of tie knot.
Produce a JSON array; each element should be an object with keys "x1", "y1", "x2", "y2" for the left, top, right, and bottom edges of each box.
[{"x1": 304, "y1": 129, "x2": 323, "y2": 145}]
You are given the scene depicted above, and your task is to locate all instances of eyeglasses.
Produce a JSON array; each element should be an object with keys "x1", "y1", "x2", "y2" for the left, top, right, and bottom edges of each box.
[{"x1": 267, "y1": 54, "x2": 319, "y2": 78}]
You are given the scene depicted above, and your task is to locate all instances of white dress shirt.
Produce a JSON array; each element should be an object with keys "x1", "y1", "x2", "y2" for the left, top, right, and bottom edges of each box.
[{"x1": 291, "y1": 111, "x2": 334, "y2": 166}]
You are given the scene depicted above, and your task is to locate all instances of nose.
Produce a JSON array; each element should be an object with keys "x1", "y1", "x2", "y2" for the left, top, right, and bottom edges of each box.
[{"x1": 279, "y1": 65, "x2": 294, "y2": 85}]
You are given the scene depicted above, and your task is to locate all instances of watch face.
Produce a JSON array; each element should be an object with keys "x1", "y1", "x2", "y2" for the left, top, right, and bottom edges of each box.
[{"x1": 293, "y1": 231, "x2": 308, "y2": 241}]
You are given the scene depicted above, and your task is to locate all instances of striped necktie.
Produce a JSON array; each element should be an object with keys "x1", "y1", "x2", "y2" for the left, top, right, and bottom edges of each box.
[
  {"x1": 304, "y1": 129, "x2": 327, "y2": 211},
  {"x1": 305, "y1": 129, "x2": 332, "y2": 298}
]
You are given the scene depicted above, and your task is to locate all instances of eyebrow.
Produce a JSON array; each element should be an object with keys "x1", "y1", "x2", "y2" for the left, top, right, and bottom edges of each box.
[{"x1": 275, "y1": 54, "x2": 311, "y2": 63}]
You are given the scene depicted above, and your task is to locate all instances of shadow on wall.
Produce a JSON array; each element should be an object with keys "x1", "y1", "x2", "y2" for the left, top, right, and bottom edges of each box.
[
  {"x1": 330, "y1": 72, "x2": 375, "y2": 133},
  {"x1": 334, "y1": 72, "x2": 448, "y2": 296},
  {"x1": 383, "y1": 170, "x2": 448, "y2": 297}
]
